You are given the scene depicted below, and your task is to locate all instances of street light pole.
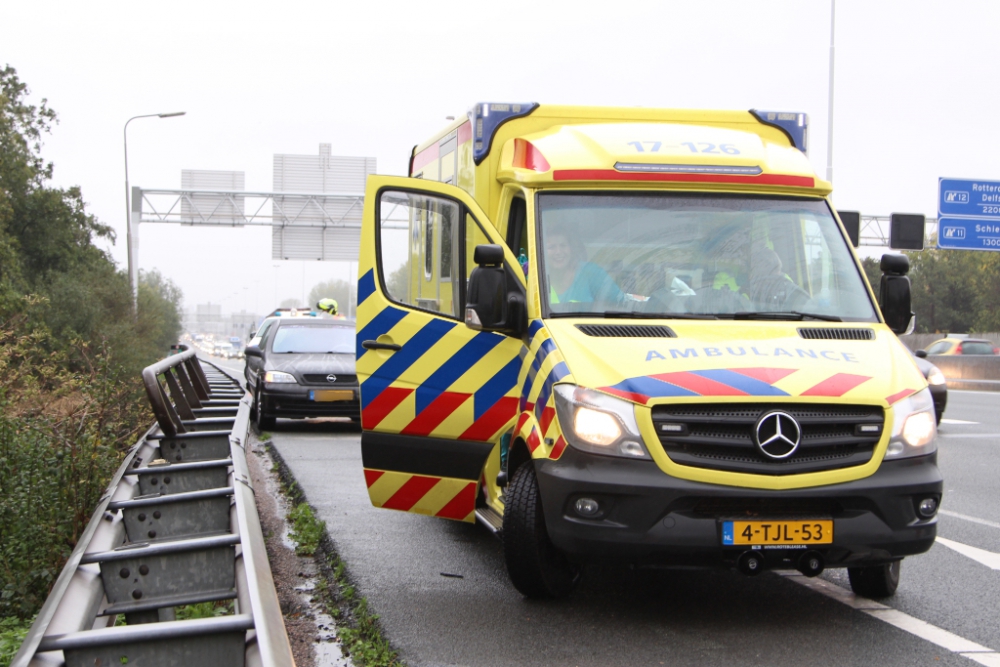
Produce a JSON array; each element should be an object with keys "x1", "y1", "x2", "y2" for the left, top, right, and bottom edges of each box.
[
  {"x1": 826, "y1": 0, "x2": 836, "y2": 184},
  {"x1": 125, "y1": 111, "x2": 186, "y2": 315}
]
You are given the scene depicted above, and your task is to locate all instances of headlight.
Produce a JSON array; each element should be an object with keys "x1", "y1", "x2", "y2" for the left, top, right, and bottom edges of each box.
[
  {"x1": 264, "y1": 370, "x2": 297, "y2": 383},
  {"x1": 927, "y1": 367, "x2": 946, "y2": 386},
  {"x1": 885, "y1": 387, "x2": 937, "y2": 460},
  {"x1": 553, "y1": 384, "x2": 650, "y2": 459}
]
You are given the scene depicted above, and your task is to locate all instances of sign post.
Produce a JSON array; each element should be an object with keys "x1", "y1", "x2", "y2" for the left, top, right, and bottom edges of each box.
[{"x1": 938, "y1": 178, "x2": 1000, "y2": 251}]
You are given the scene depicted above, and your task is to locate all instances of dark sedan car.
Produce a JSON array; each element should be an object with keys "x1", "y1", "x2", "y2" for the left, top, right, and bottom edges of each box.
[{"x1": 245, "y1": 318, "x2": 358, "y2": 429}]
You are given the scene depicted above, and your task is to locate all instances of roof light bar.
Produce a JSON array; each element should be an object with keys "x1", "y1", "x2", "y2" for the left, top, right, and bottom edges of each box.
[
  {"x1": 469, "y1": 102, "x2": 540, "y2": 165},
  {"x1": 750, "y1": 109, "x2": 809, "y2": 154},
  {"x1": 614, "y1": 162, "x2": 763, "y2": 176}
]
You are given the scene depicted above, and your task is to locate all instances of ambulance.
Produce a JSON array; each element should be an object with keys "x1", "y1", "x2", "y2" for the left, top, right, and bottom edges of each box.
[{"x1": 355, "y1": 103, "x2": 941, "y2": 599}]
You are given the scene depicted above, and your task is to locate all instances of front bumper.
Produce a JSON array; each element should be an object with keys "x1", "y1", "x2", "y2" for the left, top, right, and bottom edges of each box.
[
  {"x1": 260, "y1": 383, "x2": 360, "y2": 419},
  {"x1": 535, "y1": 446, "x2": 942, "y2": 569}
]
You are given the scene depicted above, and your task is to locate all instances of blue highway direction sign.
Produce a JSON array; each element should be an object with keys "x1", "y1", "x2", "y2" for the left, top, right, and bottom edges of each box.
[
  {"x1": 937, "y1": 217, "x2": 1000, "y2": 250},
  {"x1": 939, "y1": 178, "x2": 1000, "y2": 220}
]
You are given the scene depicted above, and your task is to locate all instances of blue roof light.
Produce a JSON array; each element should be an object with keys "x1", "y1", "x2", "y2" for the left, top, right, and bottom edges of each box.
[
  {"x1": 469, "y1": 102, "x2": 539, "y2": 165},
  {"x1": 750, "y1": 110, "x2": 809, "y2": 154}
]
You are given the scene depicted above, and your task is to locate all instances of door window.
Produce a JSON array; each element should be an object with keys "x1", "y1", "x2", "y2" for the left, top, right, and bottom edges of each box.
[{"x1": 378, "y1": 190, "x2": 462, "y2": 318}]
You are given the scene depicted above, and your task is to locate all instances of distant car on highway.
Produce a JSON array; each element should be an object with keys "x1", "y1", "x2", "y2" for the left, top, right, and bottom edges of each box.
[
  {"x1": 912, "y1": 353, "x2": 947, "y2": 425},
  {"x1": 920, "y1": 337, "x2": 999, "y2": 356},
  {"x1": 244, "y1": 318, "x2": 358, "y2": 429}
]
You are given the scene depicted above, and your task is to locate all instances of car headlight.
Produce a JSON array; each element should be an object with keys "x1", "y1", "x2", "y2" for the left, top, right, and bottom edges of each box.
[
  {"x1": 264, "y1": 370, "x2": 297, "y2": 384},
  {"x1": 885, "y1": 387, "x2": 937, "y2": 460},
  {"x1": 553, "y1": 384, "x2": 650, "y2": 459},
  {"x1": 927, "y1": 367, "x2": 946, "y2": 386}
]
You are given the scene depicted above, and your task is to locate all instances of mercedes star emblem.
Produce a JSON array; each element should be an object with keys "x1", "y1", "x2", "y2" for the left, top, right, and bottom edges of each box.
[
  {"x1": 325, "y1": 374, "x2": 337, "y2": 383},
  {"x1": 754, "y1": 411, "x2": 801, "y2": 460}
]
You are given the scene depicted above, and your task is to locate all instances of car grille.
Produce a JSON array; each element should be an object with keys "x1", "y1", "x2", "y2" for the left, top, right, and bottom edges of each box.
[
  {"x1": 650, "y1": 403, "x2": 883, "y2": 475},
  {"x1": 301, "y1": 373, "x2": 358, "y2": 385}
]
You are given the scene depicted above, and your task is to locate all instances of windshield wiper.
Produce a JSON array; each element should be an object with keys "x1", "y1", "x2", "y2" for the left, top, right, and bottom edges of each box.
[
  {"x1": 601, "y1": 311, "x2": 719, "y2": 320},
  {"x1": 730, "y1": 311, "x2": 842, "y2": 322}
]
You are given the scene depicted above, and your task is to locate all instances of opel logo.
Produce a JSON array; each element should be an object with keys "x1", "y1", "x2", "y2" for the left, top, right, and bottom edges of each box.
[
  {"x1": 325, "y1": 374, "x2": 337, "y2": 383},
  {"x1": 754, "y1": 411, "x2": 801, "y2": 460}
]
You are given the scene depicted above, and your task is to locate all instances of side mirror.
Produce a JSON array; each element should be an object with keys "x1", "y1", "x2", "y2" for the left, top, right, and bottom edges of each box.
[
  {"x1": 465, "y1": 244, "x2": 525, "y2": 336},
  {"x1": 879, "y1": 254, "x2": 914, "y2": 335},
  {"x1": 244, "y1": 344, "x2": 263, "y2": 358},
  {"x1": 914, "y1": 349, "x2": 928, "y2": 358}
]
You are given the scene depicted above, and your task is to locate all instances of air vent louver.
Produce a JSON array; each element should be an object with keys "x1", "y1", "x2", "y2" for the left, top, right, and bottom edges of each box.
[
  {"x1": 576, "y1": 324, "x2": 676, "y2": 338},
  {"x1": 797, "y1": 328, "x2": 874, "y2": 341}
]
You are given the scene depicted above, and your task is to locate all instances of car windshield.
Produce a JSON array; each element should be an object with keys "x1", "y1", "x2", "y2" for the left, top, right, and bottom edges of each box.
[
  {"x1": 271, "y1": 325, "x2": 354, "y2": 354},
  {"x1": 537, "y1": 193, "x2": 877, "y2": 321},
  {"x1": 962, "y1": 341, "x2": 994, "y2": 354}
]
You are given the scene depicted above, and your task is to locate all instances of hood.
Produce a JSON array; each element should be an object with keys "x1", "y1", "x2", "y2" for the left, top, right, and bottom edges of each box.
[
  {"x1": 544, "y1": 319, "x2": 926, "y2": 407},
  {"x1": 265, "y1": 353, "x2": 356, "y2": 378}
]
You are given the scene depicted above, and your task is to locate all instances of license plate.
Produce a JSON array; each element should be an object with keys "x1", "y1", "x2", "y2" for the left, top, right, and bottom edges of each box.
[
  {"x1": 310, "y1": 389, "x2": 353, "y2": 402},
  {"x1": 722, "y1": 520, "x2": 833, "y2": 546}
]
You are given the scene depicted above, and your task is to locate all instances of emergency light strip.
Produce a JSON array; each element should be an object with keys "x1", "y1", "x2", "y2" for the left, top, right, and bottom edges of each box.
[{"x1": 615, "y1": 162, "x2": 763, "y2": 175}]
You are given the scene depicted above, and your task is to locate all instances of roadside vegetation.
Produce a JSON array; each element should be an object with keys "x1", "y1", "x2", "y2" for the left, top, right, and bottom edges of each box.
[
  {"x1": 0, "y1": 63, "x2": 183, "y2": 653},
  {"x1": 268, "y1": 444, "x2": 400, "y2": 666}
]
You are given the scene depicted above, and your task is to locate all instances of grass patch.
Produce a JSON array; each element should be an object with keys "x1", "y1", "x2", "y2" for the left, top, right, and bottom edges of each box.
[
  {"x1": 0, "y1": 616, "x2": 32, "y2": 667},
  {"x1": 287, "y1": 503, "x2": 325, "y2": 557},
  {"x1": 175, "y1": 600, "x2": 234, "y2": 621},
  {"x1": 257, "y1": 431, "x2": 272, "y2": 442},
  {"x1": 265, "y1": 442, "x2": 400, "y2": 666},
  {"x1": 323, "y1": 556, "x2": 398, "y2": 667}
]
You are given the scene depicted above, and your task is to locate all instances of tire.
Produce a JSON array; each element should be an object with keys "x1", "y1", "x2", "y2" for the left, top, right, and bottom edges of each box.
[
  {"x1": 254, "y1": 384, "x2": 276, "y2": 431},
  {"x1": 502, "y1": 462, "x2": 580, "y2": 598},
  {"x1": 848, "y1": 559, "x2": 901, "y2": 599}
]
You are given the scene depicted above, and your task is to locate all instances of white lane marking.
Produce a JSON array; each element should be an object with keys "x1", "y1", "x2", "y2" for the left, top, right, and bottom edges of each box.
[
  {"x1": 783, "y1": 572, "x2": 998, "y2": 661},
  {"x1": 941, "y1": 418, "x2": 980, "y2": 425},
  {"x1": 936, "y1": 537, "x2": 1000, "y2": 570},
  {"x1": 940, "y1": 509, "x2": 1000, "y2": 530}
]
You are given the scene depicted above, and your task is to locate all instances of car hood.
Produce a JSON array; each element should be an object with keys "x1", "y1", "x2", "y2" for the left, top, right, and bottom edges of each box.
[
  {"x1": 544, "y1": 319, "x2": 927, "y2": 407},
  {"x1": 264, "y1": 353, "x2": 355, "y2": 377}
]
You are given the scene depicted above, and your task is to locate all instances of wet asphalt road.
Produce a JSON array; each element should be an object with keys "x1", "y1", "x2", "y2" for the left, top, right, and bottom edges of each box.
[{"x1": 257, "y1": 387, "x2": 1000, "y2": 667}]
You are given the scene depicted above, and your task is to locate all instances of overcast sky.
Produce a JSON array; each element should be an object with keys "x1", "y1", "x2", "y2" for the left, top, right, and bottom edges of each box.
[{"x1": 6, "y1": 0, "x2": 999, "y2": 316}]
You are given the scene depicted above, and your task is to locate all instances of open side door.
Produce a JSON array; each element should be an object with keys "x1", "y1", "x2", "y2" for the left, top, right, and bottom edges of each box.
[{"x1": 356, "y1": 176, "x2": 525, "y2": 522}]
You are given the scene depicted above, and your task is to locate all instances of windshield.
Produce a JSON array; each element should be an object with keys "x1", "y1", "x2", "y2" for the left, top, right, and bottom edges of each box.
[
  {"x1": 271, "y1": 325, "x2": 354, "y2": 354},
  {"x1": 537, "y1": 193, "x2": 877, "y2": 321}
]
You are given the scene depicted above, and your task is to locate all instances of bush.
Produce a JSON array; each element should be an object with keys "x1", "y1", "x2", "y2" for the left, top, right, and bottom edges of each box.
[{"x1": 0, "y1": 322, "x2": 149, "y2": 618}]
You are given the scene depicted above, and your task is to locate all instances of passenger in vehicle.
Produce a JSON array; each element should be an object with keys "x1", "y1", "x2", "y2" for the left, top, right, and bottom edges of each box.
[
  {"x1": 746, "y1": 247, "x2": 809, "y2": 310},
  {"x1": 543, "y1": 230, "x2": 622, "y2": 305}
]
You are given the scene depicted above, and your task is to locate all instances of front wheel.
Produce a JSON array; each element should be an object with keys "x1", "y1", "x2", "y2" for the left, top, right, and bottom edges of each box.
[
  {"x1": 848, "y1": 559, "x2": 901, "y2": 598},
  {"x1": 254, "y1": 385, "x2": 276, "y2": 431},
  {"x1": 502, "y1": 462, "x2": 580, "y2": 598}
]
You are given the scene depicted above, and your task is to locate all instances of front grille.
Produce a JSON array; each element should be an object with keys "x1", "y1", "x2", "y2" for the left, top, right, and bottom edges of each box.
[
  {"x1": 575, "y1": 324, "x2": 676, "y2": 338},
  {"x1": 650, "y1": 403, "x2": 883, "y2": 475},
  {"x1": 302, "y1": 373, "x2": 358, "y2": 385},
  {"x1": 797, "y1": 327, "x2": 874, "y2": 340}
]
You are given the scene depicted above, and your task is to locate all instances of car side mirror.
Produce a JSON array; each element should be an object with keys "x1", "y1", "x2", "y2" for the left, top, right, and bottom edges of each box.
[
  {"x1": 465, "y1": 244, "x2": 526, "y2": 336},
  {"x1": 244, "y1": 344, "x2": 263, "y2": 358},
  {"x1": 914, "y1": 349, "x2": 928, "y2": 358},
  {"x1": 879, "y1": 253, "x2": 914, "y2": 335}
]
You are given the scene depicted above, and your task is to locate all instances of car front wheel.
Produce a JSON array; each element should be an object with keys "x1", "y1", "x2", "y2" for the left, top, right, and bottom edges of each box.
[
  {"x1": 848, "y1": 559, "x2": 901, "y2": 598},
  {"x1": 254, "y1": 384, "x2": 275, "y2": 431},
  {"x1": 502, "y1": 462, "x2": 580, "y2": 598}
]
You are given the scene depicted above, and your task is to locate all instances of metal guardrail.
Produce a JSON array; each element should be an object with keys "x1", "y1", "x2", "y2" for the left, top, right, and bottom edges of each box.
[{"x1": 12, "y1": 349, "x2": 295, "y2": 667}]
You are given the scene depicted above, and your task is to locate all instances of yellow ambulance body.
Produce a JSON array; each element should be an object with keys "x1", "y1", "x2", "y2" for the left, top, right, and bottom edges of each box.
[{"x1": 355, "y1": 103, "x2": 941, "y2": 598}]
